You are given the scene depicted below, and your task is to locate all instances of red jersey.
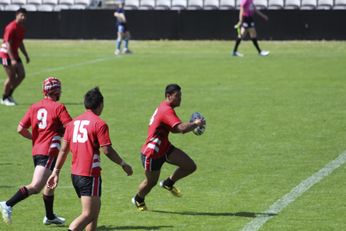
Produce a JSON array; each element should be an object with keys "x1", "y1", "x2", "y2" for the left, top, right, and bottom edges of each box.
[
  {"x1": 141, "y1": 101, "x2": 182, "y2": 159},
  {"x1": 64, "y1": 110, "x2": 112, "y2": 177},
  {"x1": 0, "y1": 20, "x2": 25, "y2": 59},
  {"x1": 19, "y1": 98, "x2": 72, "y2": 156}
]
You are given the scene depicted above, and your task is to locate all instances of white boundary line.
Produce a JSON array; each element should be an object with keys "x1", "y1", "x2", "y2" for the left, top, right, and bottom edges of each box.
[
  {"x1": 0, "y1": 56, "x2": 117, "y2": 83},
  {"x1": 241, "y1": 150, "x2": 346, "y2": 231},
  {"x1": 30, "y1": 56, "x2": 116, "y2": 76}
]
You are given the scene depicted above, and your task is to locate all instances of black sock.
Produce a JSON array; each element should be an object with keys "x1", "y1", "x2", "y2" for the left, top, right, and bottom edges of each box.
[
  {"x1": 251, "y1": 38, "x2": 261, "y2": 53},
  {"x1": 233, "y1": 38, "x2": 242, "y2": 53},
  {"x1": 8, "y1": 89, "x2": 14, "y2": 97},
  {"x1": 43, "y1": 194, "x2": 55, "y2": 220},
  {"x1": 164, "y1": 177, "x2": 175, "y2": 188},
  {"x1": 2, "y1": 94, "x2": 9, "y2": 100},
  {"x1": 6, "y1": 187, "x2": 29, "y2": 207},
  {"x1": 135, "y1": 194, "x2": 144, "y2": 203}
]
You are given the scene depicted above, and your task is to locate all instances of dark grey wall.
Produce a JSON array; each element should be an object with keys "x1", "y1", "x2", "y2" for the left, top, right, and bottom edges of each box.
[{"x1": 0, "y1": 10, "x2": 345, "y2": 40}]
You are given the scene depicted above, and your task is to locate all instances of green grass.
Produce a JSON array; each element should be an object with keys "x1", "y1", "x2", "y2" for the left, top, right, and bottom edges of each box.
[{"x1": 0, "y1": 40, "x2": 346, "y2": 231}]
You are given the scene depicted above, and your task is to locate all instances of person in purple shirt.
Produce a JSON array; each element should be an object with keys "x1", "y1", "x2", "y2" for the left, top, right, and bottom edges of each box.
[{"x1": 232, "y1": 0, "x2": 269, "y2": 57}]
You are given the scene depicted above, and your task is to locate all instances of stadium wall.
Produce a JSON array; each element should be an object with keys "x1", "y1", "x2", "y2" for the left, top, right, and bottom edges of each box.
[{"x1": 0, "y1": 10, "x2": 345, "y2": 40}]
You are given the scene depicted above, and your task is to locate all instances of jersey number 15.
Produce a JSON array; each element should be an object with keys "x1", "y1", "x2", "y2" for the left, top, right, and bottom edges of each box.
[{"x1": 73, "y1": 120, "x2": 90, "y2": 143}]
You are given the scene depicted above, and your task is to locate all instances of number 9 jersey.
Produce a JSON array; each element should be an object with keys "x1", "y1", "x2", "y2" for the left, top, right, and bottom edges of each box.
[{"x1": 19, "y1": 98, "x2": 72, "y2": 157}]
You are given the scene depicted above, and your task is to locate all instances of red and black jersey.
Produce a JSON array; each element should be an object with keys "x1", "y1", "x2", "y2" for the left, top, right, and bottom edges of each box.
[
  {"x1": 141, "y1": 101, "x2": 181, "y2": 159},
  {"x1": 19, "y1": 98, "x2": 72, "y2": 156}
]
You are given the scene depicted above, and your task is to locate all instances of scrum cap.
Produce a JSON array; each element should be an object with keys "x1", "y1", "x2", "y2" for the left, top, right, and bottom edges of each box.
[{"x1": 43, "y1": 77, "x2": 61, "y2": 96}]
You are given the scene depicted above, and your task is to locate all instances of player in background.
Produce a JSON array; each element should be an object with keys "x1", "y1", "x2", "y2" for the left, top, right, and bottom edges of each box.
[
  {"x1": 132, "y1": 84, "x2": 206, "y2": 211},
  {"x1": 232, "y1": 0, "x2": 269, "y2": 57},
  {"x1": 0, "y1": 8, "x2": 30, "y2": 106},
  {"x1": 47, "y1": 87, "x2": 133, "y2": 231},
  {"x1": 0, "y1": 77, "x2": 72, "y2": 225},
  {"x1": 114, "y1": 0, "x2": 132, "y2": 56}
]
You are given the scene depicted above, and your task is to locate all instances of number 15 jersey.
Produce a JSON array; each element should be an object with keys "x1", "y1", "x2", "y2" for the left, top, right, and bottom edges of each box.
[
  {"x1": 63, "y1": 110, "x2": 112, "y2": 177},
  {"x1": 19, "y1": 98, "x2": 72, "y2": 156}
]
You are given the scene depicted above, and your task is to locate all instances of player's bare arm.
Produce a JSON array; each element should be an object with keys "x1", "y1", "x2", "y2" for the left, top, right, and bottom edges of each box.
[
  {"x1": 17, "y1": 124, "x2": 32, "y2": 140},
  {"x1": 172, "y1": 118, "x2": 205, "y2": 134},
  {"x1": 19, "y1": 43, "x2": 29, "y2": 63},
  {"x1": 47, "y1": 140, "x2": 70, "y2": 189},
  {"x1": 236, "y1": 7, "x2": 244, "y2": 27},
  {"x1": 114, "y1": 12, "x2": 126, "y2": 23},
  {"x1": 102, "y1": 145, "x2": 133, "y2": 176},
  {"x1": 6, "y1": 41, "x2": 17, "y2": 65}
]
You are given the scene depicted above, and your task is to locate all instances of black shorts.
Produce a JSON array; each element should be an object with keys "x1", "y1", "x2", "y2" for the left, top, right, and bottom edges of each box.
[
  {"x1": 242, "y1": 16, "x2": 255, "y2": 28},
  {"x1": 0, "y1": 57, "x2": 22, "y2": 66},
  {"x1": 71, "y1": 174, "x2": 102, "y2": 198},
  {"x1": 141, "y1": 145, "x2": 176, "y2": 171},
  {"x1": 33, "y1": 155, "x2": 56, "y2": 171}
]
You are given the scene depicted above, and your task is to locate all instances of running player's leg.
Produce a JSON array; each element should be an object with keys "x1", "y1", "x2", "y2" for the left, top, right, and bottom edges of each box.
[
  {"x1": 160, "y1": 147, "x2": 196, "y2": 196},
  {"x1": 133, "y1": 170, "x2": 159, "y2": 211},
  {"x1": 133, "y1": 154, "x2": 164, "y2": 210},
  {"x1": 138, "y1": 170, "x2": 160, "y2": 198}
]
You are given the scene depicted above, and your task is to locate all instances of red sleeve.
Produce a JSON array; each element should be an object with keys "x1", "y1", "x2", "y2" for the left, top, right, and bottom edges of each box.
[
  {"x1": 58, "y1": 104, "x2": 72, "y2": 126},
  {"x1": 97, "y1": 122, "x2": 112, "y2": 147},
  {"x1": 162, "y1": 107, "x2": 182, "y2": 129},
  {"x1": 3, "y1": 25, "x2": 15, "y2": 43},
  {"x1": 19, "y1": 106, "x2": 32, "y2": 128},
  {"x1": 63, "y1": 123, "x2": 72, "y2": 143}
]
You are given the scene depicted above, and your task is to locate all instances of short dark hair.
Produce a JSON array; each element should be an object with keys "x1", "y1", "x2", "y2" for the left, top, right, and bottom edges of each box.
[
  {"x1": 16, "y1": 8, "x2": 27, "y2": 15},
  {"x1": 84, "y1": 87, "x2": 104, "y2": 110},
  {"x1": 165, "y1": 84, "x2": 181, "y2": 96}
]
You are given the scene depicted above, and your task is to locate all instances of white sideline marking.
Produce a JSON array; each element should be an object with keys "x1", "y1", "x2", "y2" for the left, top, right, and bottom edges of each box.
[
  {"x1": 241, "y1": 151, "x2": 346, "y2": 231},
  {"x1": 30, "y1": 56, "x2": 116, "y2": 76},
  {"x1": 0, "y1": 56, "x2": 117, "y2": 83}
]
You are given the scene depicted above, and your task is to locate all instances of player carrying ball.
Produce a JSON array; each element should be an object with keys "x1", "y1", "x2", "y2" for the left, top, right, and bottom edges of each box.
[{"x1": 132, "y1": 84, "x2": 206, "y2": 211}]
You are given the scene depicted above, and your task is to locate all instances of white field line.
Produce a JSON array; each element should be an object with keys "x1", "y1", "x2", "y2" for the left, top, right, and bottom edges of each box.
[
  {"x1": 0, "y1": 56, "x2": 116, "y2": 83},
  {"x1": 241, "y1": 150, "x2": 346, "y2": 231},
  {"x1": 30, "y1": 56, "x2": 116, "y2": 77}
]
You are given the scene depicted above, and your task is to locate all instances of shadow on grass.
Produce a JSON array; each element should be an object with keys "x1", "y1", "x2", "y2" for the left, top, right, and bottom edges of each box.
[
  {"x1": 97, "y1": 225, "x2": 174, "y2": 230},
  {"x1": 151, "y1": 210, "x2": 277, "y2": 218}
]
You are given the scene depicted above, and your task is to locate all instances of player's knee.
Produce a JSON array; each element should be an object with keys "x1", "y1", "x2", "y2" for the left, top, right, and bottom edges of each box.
[
  {"x1": 147, "y1": 179, "x2": 158, "y2": 188},
  {"x1": 28, "y1": 186, "x2": 41, "y2": 194},
  {"x1": 186, "y1": 162, "x2": 197, "y2": 173},
  {"x1": 82, "y1": 210, "x2": 97, "y2": 221}
]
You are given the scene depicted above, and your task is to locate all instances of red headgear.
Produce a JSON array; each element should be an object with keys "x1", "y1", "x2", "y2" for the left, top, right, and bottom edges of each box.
[{"x1": 43, "y1": 77, "x2": 61, "y2": 96}]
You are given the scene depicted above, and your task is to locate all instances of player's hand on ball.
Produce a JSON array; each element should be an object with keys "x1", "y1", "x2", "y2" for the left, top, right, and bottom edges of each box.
[{"x1": 190, "y1": 112, "x2": 206, "y2": 136}]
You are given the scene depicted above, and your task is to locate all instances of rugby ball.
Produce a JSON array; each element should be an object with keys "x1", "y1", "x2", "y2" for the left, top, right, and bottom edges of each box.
[{"x1": 190, "y1": 112, "x2": 206, "y2": 136}]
